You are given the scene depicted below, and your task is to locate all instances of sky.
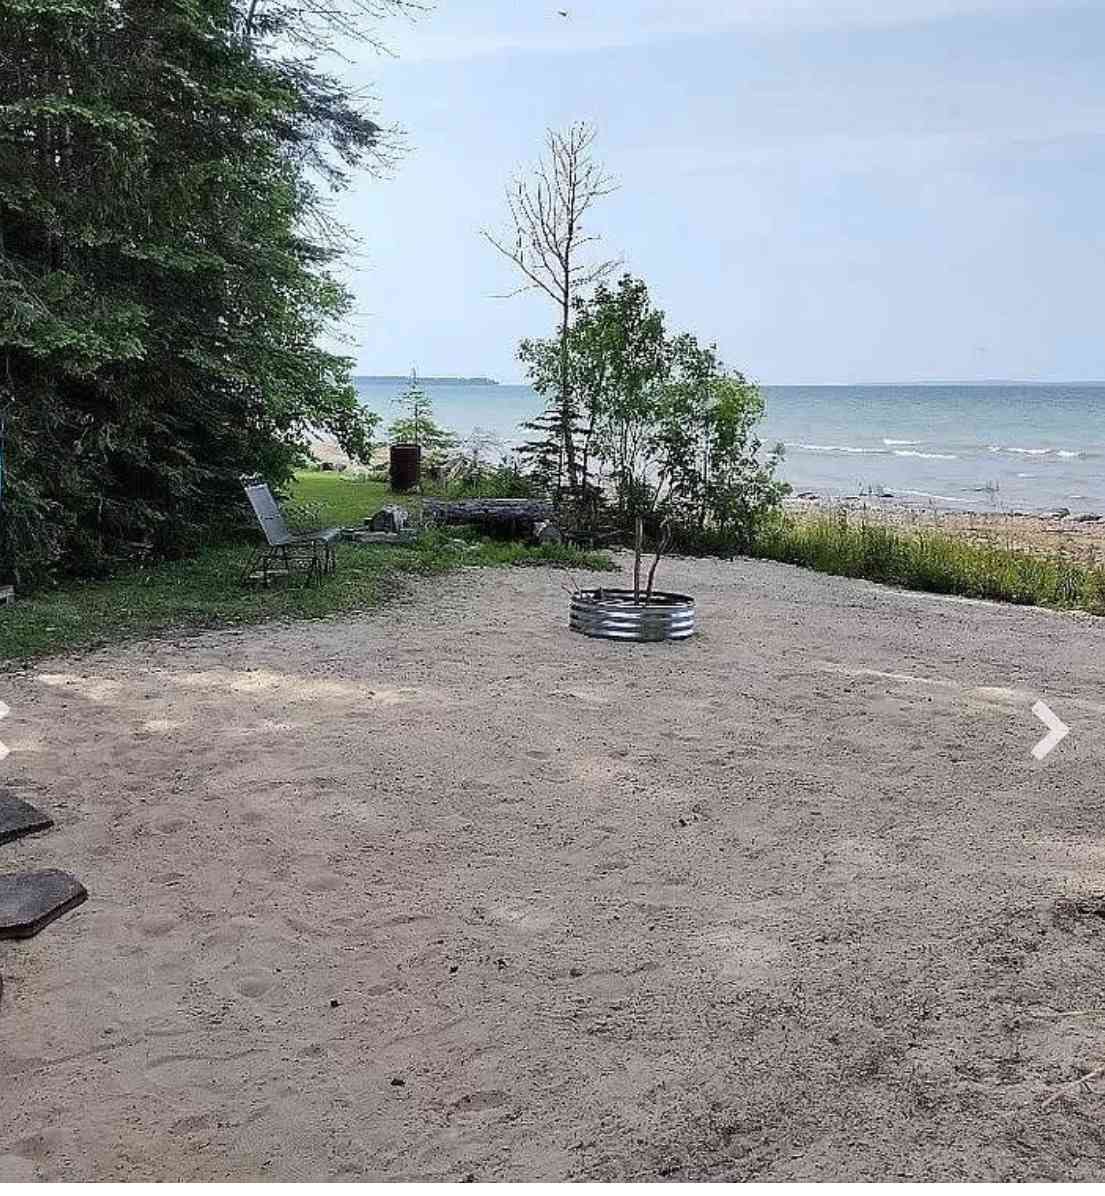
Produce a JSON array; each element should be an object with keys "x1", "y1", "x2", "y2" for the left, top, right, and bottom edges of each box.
[{"x1": 326, "y1": 0, "x2": 1105, "y2": 385}]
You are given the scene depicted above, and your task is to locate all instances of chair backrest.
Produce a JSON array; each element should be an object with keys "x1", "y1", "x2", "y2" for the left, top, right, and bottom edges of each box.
[{"x1": 242, "y1": 477, "x2": 292, "y2": 546}]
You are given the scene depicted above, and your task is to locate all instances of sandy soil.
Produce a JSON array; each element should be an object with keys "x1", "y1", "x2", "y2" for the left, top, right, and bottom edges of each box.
[{"x1": 3, "y1": 556, "x2": 1105, "y2": 1180}]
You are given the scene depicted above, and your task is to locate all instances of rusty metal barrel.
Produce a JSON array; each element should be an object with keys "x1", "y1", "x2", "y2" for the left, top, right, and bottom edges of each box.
[{"x1": 389, "y1": 443, "x2": 422, "y2": 492}]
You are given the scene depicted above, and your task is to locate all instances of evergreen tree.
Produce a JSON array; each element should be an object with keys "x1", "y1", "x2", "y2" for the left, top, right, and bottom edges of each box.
[{"x1": 0, "y1": 0, "x2": 400, "y2": 584}]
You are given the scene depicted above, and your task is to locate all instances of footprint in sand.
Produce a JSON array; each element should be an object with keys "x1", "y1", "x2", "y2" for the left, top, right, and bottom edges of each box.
[
  {"x1": 0, "y1": 1155, "x2": 38, "y2": 1181},
  {"x1": 304, "y1": 871, "x2": 343, "y2": 893},
  {"x1": 139, "y1": 914, "x2": 177, "y2": 937},
  {"x1": 152, "y1": 817, "x2": 189, "y2": 835},
  {"x1": 451, "y1": 1091, "x2": 508, "y2": 1115},
  {"x1": 236, "y1": 973, "x2": 274, "y2": 998}
]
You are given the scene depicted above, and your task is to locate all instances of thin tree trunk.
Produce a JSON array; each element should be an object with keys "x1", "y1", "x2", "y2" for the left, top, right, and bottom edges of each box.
[
  {"x1": 645, "y1": 522, "x2": 671, "y2": 602},
  {"x1": 559, "y1": 287, "x2": 579, "y2": 495}
]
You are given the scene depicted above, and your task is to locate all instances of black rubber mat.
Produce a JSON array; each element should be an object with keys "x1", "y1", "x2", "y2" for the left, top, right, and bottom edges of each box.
[
  {"x1": 0, "y1": 870, "x2": 87, "y2": 939},
  {"x1": 0, "y1": 793, "x2": 53, "y2": 846}
]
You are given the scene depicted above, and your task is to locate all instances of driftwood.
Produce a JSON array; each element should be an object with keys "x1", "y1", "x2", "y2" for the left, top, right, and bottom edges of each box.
[{"x1": 423, "y1": 499, "x2": 555, "y2": 534}]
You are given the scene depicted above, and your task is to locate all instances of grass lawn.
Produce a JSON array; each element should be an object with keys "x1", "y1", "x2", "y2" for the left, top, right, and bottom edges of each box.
[{"x1": 0, "y1": 472, "x2": 614, "y2": 665}]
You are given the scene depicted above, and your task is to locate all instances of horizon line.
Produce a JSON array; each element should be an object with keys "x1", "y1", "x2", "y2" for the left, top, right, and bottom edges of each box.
[{"x1": 354, "y1": 374, "x2": 1105, "y2": 388}]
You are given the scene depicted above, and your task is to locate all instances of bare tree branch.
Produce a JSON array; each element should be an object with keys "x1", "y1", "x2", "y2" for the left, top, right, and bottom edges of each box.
[{"x1": 481, "y1": 121, "x2": 618, "y2": 495}]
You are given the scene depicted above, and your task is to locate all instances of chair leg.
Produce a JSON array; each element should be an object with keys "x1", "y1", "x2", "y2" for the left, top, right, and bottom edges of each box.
[
  {"x1": 241, "y1": 547, "x2": 262, "y2": 585},
  {"x1": 241, "y1": 546, "x2": 278, "y2": 586}
]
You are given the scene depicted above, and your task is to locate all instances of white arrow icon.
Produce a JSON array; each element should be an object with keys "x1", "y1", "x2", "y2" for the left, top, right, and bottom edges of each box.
[
  {"x1": 0, "y1": 699, "x2": 8, "y2": 763},
  {"x1": 1031, "y1": 700, "x2": 1069, "y2": 761}
]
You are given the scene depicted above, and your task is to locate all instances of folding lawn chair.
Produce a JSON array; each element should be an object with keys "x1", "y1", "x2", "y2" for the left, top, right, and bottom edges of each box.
[{"x1": 240, "y1": 476, "x2": 341, "y2": 586}]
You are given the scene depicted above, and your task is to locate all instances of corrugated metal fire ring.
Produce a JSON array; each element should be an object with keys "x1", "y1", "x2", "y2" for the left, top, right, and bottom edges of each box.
[{"x1": 569, "y1": 589, "x2": 696, "y2": 642}]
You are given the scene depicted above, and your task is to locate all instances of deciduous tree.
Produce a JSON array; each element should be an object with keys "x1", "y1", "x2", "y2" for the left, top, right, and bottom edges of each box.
[{"x1": 484, "y1": 122, "x2": 617, "y2": 496}]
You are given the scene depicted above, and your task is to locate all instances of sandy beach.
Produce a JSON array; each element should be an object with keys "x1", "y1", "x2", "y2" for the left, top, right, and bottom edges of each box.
[{"x1": 2, "y1": 556, "x2": 1105, "y2": 1180}]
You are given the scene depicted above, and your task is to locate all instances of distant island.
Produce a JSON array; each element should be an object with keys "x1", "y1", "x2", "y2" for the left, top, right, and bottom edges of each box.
[{"x1": 355, "y1": 375, "x2": 499, "y2": 387}]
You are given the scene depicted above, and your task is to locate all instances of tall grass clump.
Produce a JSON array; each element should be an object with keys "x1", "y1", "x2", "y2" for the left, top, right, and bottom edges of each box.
[{"x1": 754, "y1": 511, "x2": 1105, "y2": 615}]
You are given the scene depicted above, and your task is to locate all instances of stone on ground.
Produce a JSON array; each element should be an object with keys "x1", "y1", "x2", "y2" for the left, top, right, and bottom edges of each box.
[{"x1": 368, "y1": 505, "x2": 410, "y2": 533}]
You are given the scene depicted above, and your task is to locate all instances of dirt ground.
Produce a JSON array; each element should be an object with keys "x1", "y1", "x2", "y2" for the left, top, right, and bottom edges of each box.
[{"x1": 3, "y1": 555, "x2": 1105, "y2": 1181}]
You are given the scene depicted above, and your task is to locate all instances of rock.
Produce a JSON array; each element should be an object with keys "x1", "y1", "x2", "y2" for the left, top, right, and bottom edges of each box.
[
  {"x1": 342, "y1": 529, "x2": 418, "y2": 545},
  {"x1": 1071, "y1": 513, "x2": 1102, "y2": 523},
  {"x1": 368, "y1": 505, "x2": 409, "y2": 533},
  {"x1": 1040, "y1": 507, "x2": 1071, "y2": 519},
  {"x1": 531, "y1": 520, "x2": 563, "y2": 546}
]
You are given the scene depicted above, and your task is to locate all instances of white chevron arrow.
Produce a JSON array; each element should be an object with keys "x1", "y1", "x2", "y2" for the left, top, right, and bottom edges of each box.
[
  {"x1": 1031, "y1": 700, "x2": 1069, "y2": 761},
  {"x1": 0, "y1": 699, "x2": 8, "y2": 763}
]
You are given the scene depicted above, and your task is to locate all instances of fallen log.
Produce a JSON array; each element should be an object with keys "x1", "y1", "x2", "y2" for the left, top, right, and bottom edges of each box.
[{"x1": 422, "y1": 499, "x2": 555, "y2": 532}]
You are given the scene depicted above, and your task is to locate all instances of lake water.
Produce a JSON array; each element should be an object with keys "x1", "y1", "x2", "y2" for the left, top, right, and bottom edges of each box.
[{"x1": 355, "y1": 379, "x2": 1105, "y2": 513}]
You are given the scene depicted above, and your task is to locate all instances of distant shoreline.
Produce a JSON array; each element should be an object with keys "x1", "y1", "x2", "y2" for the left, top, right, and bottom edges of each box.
[{"x1": 355, "y1": 375, "x2": 500, "y2": 387}]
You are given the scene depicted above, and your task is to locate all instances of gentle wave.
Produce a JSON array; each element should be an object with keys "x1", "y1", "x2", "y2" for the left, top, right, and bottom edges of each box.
[
  {"x1": 989, "y1": 445, "x2": 1085, "y2": 458},
  {"x1": 899, "y1": 489, "x2": 972, "y2": 504},
  {"x1": 883, "y1": 438, "x2": 920, "y2": 446},
  {"x1": 893, "y1": 449, "x2": 958, "y2": 460},
  {"x1": 789, "y1": 443, "x2": 885, "y2": 455}
]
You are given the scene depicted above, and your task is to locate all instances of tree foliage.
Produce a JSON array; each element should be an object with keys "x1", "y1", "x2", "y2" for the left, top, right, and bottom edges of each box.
[
  {"x1": 386, "y1": 379, "x2": 458, "y2": 464},
  {"x1": 0, "y1": 0, "x2": 397, "y2": 585},
  {"x1": 386, "y1": 415, "x2": 458, "y2": 465},
  {"x1": 521, "y1": 274, "x2": 789, "y2": 548}
]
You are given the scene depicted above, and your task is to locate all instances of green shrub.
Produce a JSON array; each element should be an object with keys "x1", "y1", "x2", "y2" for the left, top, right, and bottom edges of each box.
[{"x1": 753, "y1": 512, "x2": 1105, "y2": 615}]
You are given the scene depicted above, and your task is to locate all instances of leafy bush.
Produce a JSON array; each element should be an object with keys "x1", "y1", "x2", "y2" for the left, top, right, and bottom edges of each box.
[
  {"x1": 519, "y1": 274, "x2": 788, "y2": 551},
  {"x1": 387, "y1": 414, "x2": 459, "y2": 465},
  {"x1": 281, "y1": 500, "x2": 327, "y2": 532},
  {"x1": 433, "y1": 460, "x2": 538, "y2": 500}
]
